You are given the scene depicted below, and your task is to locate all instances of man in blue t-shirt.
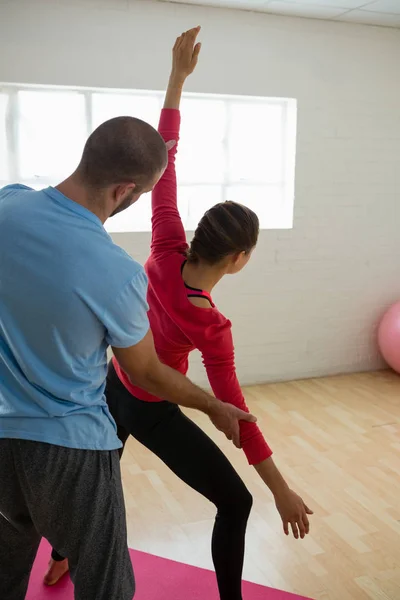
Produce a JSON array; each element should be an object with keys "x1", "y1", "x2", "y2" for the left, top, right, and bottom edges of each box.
[{"x1": 0, "y1": 115, "x2": 253, "y2": 599}]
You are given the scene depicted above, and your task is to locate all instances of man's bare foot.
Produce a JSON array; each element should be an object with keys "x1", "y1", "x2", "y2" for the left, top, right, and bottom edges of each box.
[{"x1": 43, "y1": 558, "x2": 69, "y2": 586}]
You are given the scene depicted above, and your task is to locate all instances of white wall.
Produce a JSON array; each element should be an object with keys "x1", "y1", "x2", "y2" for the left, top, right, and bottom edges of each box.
[{"x1": 1, "y1": 0, "x2": 400, "y2": 386}]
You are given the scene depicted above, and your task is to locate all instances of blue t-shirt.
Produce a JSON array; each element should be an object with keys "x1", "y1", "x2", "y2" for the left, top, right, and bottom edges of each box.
[{"x1": 0, "y1": 184, "x2": 149, "y2": 450}]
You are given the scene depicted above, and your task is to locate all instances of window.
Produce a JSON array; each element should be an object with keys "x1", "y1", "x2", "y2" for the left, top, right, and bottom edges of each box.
[
  {"x1": 0, "y1": 93, "x2": 9, "y2": 181},
  {"x1": 0, "y1": 84, "x2": 297, "y2": 232}
]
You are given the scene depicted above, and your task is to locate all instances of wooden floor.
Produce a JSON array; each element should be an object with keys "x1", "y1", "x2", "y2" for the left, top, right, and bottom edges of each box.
[{"x1": 120, "y1": 371, "x2": 400, "y2": 600}]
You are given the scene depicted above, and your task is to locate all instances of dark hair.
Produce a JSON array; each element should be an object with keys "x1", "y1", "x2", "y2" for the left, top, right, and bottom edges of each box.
[
  {"x1": 187, "y1": 201, "x2": 259, "y2": 265},
  {"x1": 77, "y1": 116, "x2": 167, "y2": 189}
]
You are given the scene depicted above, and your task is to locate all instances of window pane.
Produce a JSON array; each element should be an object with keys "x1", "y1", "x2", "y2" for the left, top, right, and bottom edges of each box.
[
  {"x1": 226, "y1": 185, "x2": 285, "y2": 229},
  {"x1": 105, "y1": 192, "x2": 152, "y2": 233},
  {"x1": 179, "y1": 185, "x2": 222, "y2": 231},
  {"x1": 228, "y1": 102, "x2": 284, "y2": 184},
  {"x1": 0, "y1": 93, "x2": 9, "y2": 180},
  {"x1": 178, "y1": 99, "x2": 226, "y2": 184},
  {"x1": 92, "y1": 93, "x2": 160, "y2": 130},
  {"x1": 105, "y1": 185, "x2": 223, "y2": 233},
  {"x1": 18, "y1": 91, "x2": 86, "y2": 181}
]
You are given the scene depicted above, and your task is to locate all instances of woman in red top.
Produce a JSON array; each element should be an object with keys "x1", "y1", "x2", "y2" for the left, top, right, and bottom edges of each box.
[{"x1": 46, "y1": 28, "x2": 312, "y2": 599}]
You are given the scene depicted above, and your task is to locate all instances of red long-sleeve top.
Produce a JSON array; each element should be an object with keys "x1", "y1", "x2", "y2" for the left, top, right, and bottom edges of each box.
[{"x1": 114, "y1": 109, "x2": 272, "y2": 465}]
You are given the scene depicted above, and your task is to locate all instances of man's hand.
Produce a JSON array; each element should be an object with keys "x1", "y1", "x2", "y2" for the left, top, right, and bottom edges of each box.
[
  {"x1": 113, "y1": 332, "x2": 256, "y2": 449},
  {"x1": 208, "y1": 402, "x2": 257, "y2": 449},
  {"x1": 171, "y1": 26, "x2": 202, "y2": 81},
  {"x1": 274, "y1": 488, "x2": 313, "y2": 539}
]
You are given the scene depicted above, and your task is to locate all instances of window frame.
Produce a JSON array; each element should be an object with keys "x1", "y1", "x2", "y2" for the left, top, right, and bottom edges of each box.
[{"x1": 0, "y1": 82, "x2": 297, "y2": 232}]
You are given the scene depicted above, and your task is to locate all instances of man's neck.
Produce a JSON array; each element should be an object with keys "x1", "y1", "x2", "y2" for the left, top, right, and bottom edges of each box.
[{"x1": 55, "y1": 176, "x2": 107, "y2": 223}]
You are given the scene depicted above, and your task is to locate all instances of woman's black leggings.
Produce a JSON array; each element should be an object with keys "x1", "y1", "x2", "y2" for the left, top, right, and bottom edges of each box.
[{"x1": 52, "y1": 362, "x2": 253, "y2": 600}]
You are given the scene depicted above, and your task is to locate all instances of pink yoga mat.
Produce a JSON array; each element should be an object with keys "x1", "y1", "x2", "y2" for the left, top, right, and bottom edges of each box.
[{"x1": 26, "y1": 539, "x2": 312, "y2": 600}]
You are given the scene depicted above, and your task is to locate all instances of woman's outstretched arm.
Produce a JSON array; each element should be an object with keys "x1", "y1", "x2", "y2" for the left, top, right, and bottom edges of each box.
[
  {"x1": 151, "y1": 27, "x2": 201, "y2": 258},
  {"x1": 195, "y1": 319, "x2": 313, "y2": 540}
]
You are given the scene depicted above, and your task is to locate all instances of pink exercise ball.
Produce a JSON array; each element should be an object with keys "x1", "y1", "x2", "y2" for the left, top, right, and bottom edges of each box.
[{"x1": 378, "y1": 301, "x2": 400, "y2": 373}]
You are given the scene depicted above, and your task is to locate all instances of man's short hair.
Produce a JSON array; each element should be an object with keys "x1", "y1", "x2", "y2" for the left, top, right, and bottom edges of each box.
[{"x1": 77, "y1": 116, "x2": 167, "y2": 189}]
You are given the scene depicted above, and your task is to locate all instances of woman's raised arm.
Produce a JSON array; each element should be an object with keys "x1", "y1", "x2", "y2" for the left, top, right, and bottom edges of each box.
[{"x1": 151, "y1": 27, "x2": 201, "y2": 258}]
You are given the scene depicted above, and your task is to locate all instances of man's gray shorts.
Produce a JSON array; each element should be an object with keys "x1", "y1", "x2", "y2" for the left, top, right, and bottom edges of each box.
[{"x1": 0, "y1": 438, "x2": 134, "y2": 600}]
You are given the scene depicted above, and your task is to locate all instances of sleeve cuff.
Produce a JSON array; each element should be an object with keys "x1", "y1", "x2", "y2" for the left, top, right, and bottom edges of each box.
[
  {"x1": 242, "y1": 435, "x2": 273, "y2": 466},
  {"x1": 108, "y1": 323, "x2": 149, "y2": 349},
  {"x1": 159, "y1": 108, "x2": 181, "y2": 132}
]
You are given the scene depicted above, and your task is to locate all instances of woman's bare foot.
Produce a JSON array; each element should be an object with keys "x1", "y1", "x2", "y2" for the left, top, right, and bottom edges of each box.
[{"x1": 43, "y1": 558, "x2": 69, "y2": 586}]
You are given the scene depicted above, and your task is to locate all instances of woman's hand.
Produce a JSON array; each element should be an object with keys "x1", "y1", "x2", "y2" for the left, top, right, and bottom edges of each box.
[
  {"x1": 254, "y1": 457, "x2": 313, "y2": 539},
  {"x1": 171, "y1": 26, "x2": 202, "y2": 83},
  {"x1": 274, "y1": 488, "x2": 313, "y2": 540},
  {"x1": 164, "y1": 27, "x2": 202, "y2": 110}
]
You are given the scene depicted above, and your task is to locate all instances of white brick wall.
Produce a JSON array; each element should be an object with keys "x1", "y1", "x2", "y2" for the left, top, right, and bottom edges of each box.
[{"x1": 1, "y1": 0, "x2": 400, "y2": 386}]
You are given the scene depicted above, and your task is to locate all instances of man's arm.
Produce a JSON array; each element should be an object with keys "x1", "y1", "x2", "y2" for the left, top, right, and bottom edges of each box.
[{"x1": 112, "y1": 329, "x2": 257, "y2": 449}]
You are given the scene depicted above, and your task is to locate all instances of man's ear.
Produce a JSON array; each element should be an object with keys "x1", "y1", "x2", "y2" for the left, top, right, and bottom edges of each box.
[
  {"x1": 165, "y1": 139, "x2": 176, "y2": 151},
  {"x1": 113, "y1": 183, "x2": 136, "y2": 202}
]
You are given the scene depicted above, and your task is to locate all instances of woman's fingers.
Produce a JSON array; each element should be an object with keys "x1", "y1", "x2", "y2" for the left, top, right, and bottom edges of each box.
[
  {"x1": 188, "y1": 26, "x2": 201, "y2": 38},
  {"x1": 294, "y1": 506, "x2": 311, "y2": 539},
  {"x1": 173, "y1": 34, "x2": 183, "y2": 51},
  {"x1": 182, "y1": 27, "x2": 200, "y2": 52},
  {"x1": 298, "y1": 516, "x2": 306, "y2": 539},
  {"x1": 172, "y1": 26, "x2": 201, "y2": 76},
  {"x1": 192, "y1": 42, "x2": 202, "y2": 63},
  {"x1": 290, "y1": 521, "x2": 299, "y2": 539},
  {"x1": 277, "y1": 494, "x2": 313, "y2": 540},
  {"x1": 303, "y1": 512, "x2": 310, "y2": 535},
  {"x1": 283, "y1": 521, "x2": 289, "y2": 536}
]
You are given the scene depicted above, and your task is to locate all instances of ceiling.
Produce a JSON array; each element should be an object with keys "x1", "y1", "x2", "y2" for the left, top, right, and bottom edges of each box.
[{"x1": 159, "y1": 1, "x2": 400, "y2": 28}]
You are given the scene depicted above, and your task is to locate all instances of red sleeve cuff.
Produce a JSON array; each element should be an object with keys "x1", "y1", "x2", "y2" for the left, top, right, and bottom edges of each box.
[
  {"x1": 159, "y1": 108, "x2": 181, "y2": 132},
  {"x1": 242, "y1": 434, "x2": 273, "y2": 466}
]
